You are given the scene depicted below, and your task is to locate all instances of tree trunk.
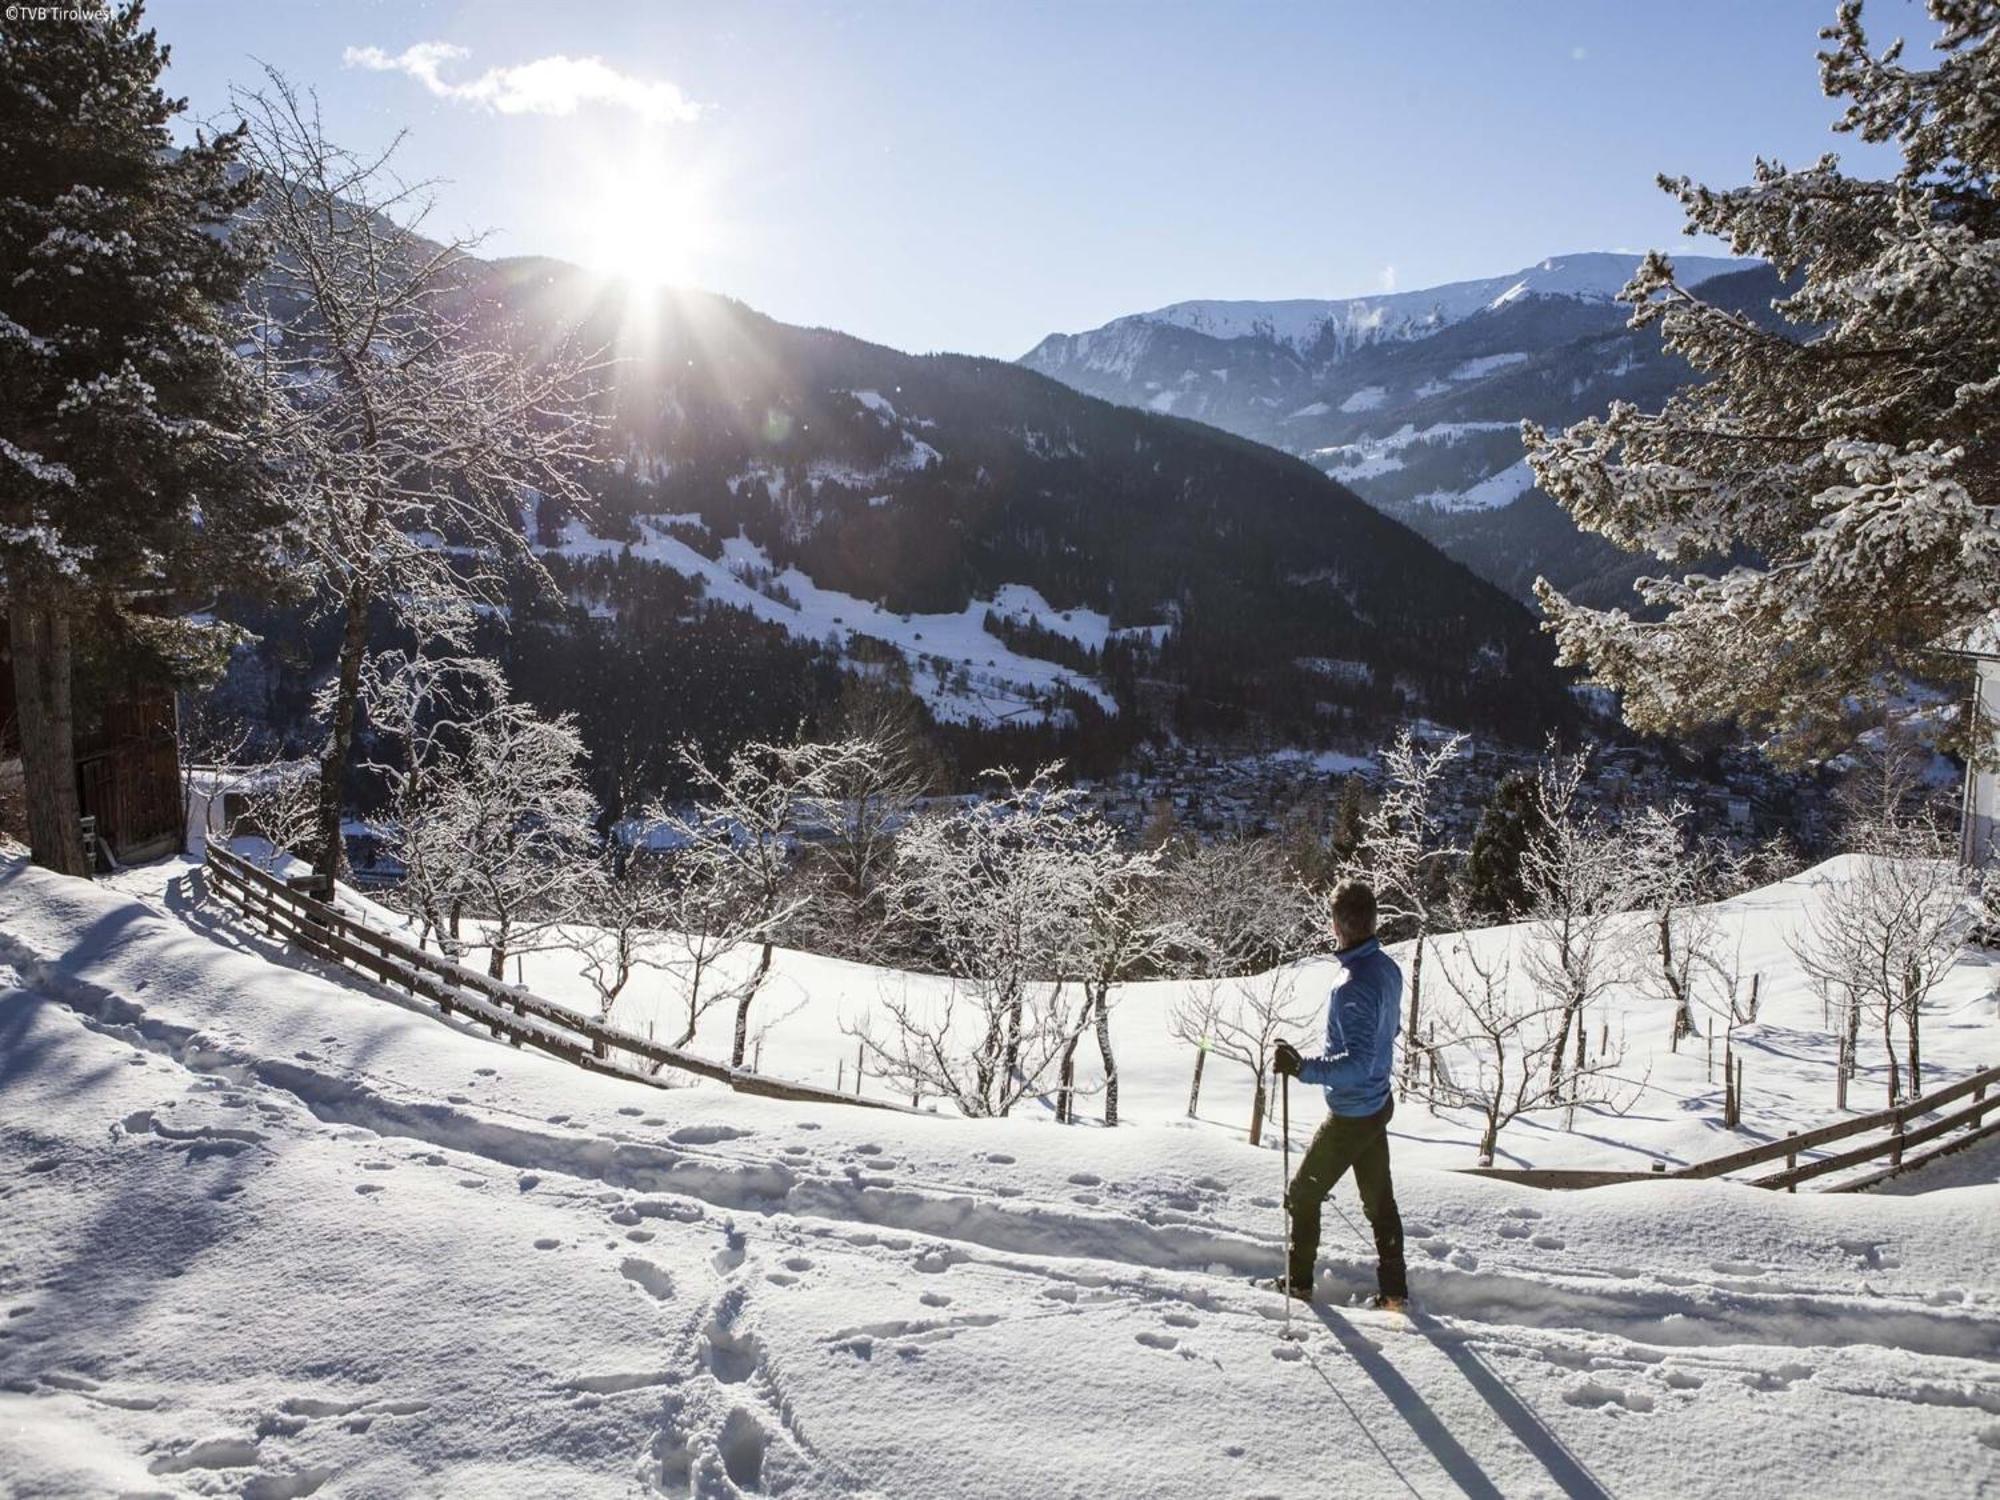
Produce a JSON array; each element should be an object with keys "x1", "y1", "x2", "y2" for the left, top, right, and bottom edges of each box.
[
  {"x1": 1478, "y1": 1116, "x2": 1498, "y2": 1168},
  {"x1": 1883, "y1": 1008, "x2": 1901, "y2": 1106},
  {"x1": 1247, "y1": 1069, "x2": 1266, "y2": 1147},
  {"x1": 1186, "y1": 1044, "x2": 1206, "y2": 1119},
  {"x1": 1903, "y1": 965, "x2": 1921, "y2": 1099},
  {"x1": 1547, "y1": 993, "x2": 1577, "y2": 1096},
  {"x1": 1055, "y1": 1033, "x2": 1079, "y2": 1123},
  {"x1": 314, "y1": 584, "x2": 370, "y2": 881},
  {"x1": 8, "y1": 592, "x2": 89, "y2": 877},
  {"x1": 1401, "y1": 933, "x2": 1425, "y2": 1095},
  {"x1": 733, "y1": 940, "x2": 774, "y2": 1067},
  {"x1": 1571, "y1": 1002, "x2": 1587, "y2": 1099},
  {"x1": 1093, "y1": 985, "x2": 1118, "y2": 1127}
]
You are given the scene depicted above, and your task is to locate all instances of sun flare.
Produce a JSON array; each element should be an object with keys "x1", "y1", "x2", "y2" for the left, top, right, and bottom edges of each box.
[{"x1": 582, "y1": 151, "x2": 716, "y2": 289}]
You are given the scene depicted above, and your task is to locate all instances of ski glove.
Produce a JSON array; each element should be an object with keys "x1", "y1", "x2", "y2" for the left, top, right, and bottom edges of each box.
[{"x1": 1272, "y1": 1040, "x2": 1303, "y2": 1078}]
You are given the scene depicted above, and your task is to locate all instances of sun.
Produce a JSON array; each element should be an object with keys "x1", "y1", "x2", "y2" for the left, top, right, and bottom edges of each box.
[{"x1": 581, "y1": 148, "x2": 717, "y2": 289}]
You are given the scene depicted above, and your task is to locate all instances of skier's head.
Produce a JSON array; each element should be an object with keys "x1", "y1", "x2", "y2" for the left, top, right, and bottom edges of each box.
[{"x1": 1330, "y1": 878, "x2": 1377, "y2": 949}]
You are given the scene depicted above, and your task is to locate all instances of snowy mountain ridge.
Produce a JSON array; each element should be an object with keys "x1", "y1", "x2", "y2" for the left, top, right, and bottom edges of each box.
[{"x1": 1029, "y1": 252, "x2": 1759, "y2": 368}]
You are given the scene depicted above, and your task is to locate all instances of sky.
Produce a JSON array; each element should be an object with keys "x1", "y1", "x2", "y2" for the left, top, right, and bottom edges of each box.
[{"x1": 147, "y1": 0, "x2": 1916, "y2": 358}]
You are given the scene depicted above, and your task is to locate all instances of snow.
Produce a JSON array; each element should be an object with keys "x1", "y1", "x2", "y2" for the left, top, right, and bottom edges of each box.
[
  {"x1": 1414, "y1": 458, "x2": 1541, "y2": 513},
  {"x1": 548, "y1": 518, "x2": 1114, "y2": 725},
  {"x1": 1338, "y1": 385, "x2": 1387, "y2": 414},
  {"x1": 4, "y1": 852, "x2": 2000, "y2": 1497},
  {"x1": 1096, "y1": 254, "x2": 1761, "y2": 358},
  {"x1": 1449, "y1": 352, "x2": 1530, "y2": 381},
  {"x1": 1312, "y1": 421, "x2": 1516, "y2": 482}
]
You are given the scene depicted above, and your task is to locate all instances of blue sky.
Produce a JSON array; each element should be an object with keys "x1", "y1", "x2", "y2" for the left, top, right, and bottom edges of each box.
[{"x1": 150, "y1": 0, "x2": 1914, "y2": 357}]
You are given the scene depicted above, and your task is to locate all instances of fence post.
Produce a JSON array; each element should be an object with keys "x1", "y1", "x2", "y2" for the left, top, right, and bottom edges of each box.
[
  {"x1": 1890, "y1": 1107, "x2": 1905, "y2": 1167},
  {"x1": 1973, "y1": 1067, "x2": 1990, "y2": 1128},
  {"x1": 1734, "y1": 1055, "x2": 1744, "y2": 1129},
  {"x1": 1706, "y1": 1034, "x2": 1713, "y2": 1085},
  {"x1": 1784, "y1": 1130, "x2": 1797, "y2": 1193},
  {"x1": 837, "y1": 1059, "x2": 845, "y2": 1092},
  {"x1": 855, "y1": 1041, "x2": 865, "y2": 1097}
]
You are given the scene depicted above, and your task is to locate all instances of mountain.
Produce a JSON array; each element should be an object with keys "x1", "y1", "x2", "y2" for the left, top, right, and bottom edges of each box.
[{"x1": 1020, "y1": 253, "x2": 1775, "y2": 606}]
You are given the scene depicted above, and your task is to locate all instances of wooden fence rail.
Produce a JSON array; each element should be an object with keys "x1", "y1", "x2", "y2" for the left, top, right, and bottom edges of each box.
[
  {"x1": 1464, "y1": 1056, "x2": 2000, "y2": 1194},
  {"x1": 204, "y1": 843, "x2": 908, "y2": 1114}
]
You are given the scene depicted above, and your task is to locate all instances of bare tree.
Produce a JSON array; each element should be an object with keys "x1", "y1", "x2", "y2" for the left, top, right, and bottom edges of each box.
[
  {"x1": 1345, "y1": 728, "x2": 1467, "y2": 1094},
  {"x1": 234, "y1": 71, "x2": 600, "y2": 883},
  {"x1": 228, "y1": 758, "x2": 321, "y2": 873},
  {"x1": 1422, "y1": 934, "x2": 1639, "y2": 1166},
  {"x1": 1165, "y1": 839, "x2": 1321, "y2": 1144},
  {"x1": 1520, "y1": 747, "x2": 1640, "y2": 1103},
  {"x1": 641, "y1": 820, "x2": 797, "y2": 1054},
  {"x1": 574, "y1": 849, "x2": 669, "y2": 1040},
  {"x1": 850, "y1": 765, "x2": 1097, "y2": 1118},
  {"x1": 1061, "y1": 836, "x2": 1183, "y2": 1126},
  {"x1": 438, "y1": 693, "x2": 598, "y2": 982},
  {"x1": 1626, "y1": 801, "x2": 1742, "y2": 1048},
  {"x1": 362, "y1": 650, "x2": 505, "y2": 955},
  {"x1": 673, "y1": 737, "x2": 876, "y2": 1066},
  {"x1": 1791, "y1": 813, "x2": 1971, "y2": 1105}
]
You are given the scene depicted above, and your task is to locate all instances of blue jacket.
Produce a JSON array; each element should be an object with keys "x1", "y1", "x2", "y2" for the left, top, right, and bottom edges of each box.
[{"x1": 1296, "y1": 936, "x2": 1402, "y2": 1117}]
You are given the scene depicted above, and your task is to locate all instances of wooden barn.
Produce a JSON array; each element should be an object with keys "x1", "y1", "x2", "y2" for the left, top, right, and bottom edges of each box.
[{"x1": 0, "y1": 622, "x2": 183, "y2": 868}]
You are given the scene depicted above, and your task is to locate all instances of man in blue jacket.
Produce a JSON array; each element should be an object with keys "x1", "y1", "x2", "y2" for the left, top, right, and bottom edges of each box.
[{"x1": 1272, "y1": 878, "x2": 1409, "y2": 1308}]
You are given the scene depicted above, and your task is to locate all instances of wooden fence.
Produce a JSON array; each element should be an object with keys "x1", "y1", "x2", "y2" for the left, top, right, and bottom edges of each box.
[
  {"x1": 204, "y1": 843, "x2": 908, "y2": 1114},
  {"x1": 1464, "y1": 1058, "x2": 2000, "y2": 1194}
]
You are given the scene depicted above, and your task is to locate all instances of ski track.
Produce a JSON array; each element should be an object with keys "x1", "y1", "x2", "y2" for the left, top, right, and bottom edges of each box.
[
  {"x1": 6, "y1": 865, "x2": 2000, "y2": 1497},
  {"x1": 8, "y1": 923, "x2": 1999, "y2": 1378}
]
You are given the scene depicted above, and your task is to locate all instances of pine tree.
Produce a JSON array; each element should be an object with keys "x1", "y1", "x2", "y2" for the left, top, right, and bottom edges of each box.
[
  {"x1": 1461, "y1": 770, "x2": 1546, "y2": 920},
  {"x1": 0, "y1": 4, "x2": 284, "y2": 874},
  {"x1": 1524, "y1": 1, "x2": 2000, "y2": 756}
]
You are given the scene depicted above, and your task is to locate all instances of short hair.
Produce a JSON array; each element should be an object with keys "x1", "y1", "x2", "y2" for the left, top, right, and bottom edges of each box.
[{"x1": 1330, "y1": 878, "x2": 1377, "y2": 937}]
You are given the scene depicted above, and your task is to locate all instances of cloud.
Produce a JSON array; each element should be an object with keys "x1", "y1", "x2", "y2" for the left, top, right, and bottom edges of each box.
[
  {"x1": 1379, "y1": 264, "x2": 1398, "y2": 293},
  {"x1": 1570, "y1": 45, "x2": 1589, "y2": 62},
  {"x1": 344, "y1": 42, "x2": 703, "y2": 125}
]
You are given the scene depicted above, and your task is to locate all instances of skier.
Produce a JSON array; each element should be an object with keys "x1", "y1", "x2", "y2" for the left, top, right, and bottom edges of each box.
[{"x1": 1269, "y1": 877, "x2": 1410, "y2": 1310}]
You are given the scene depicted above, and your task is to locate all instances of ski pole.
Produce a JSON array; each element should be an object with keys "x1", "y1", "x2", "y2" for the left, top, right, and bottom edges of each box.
[{"x1": 1281, "y1": 1066, "x2": 1292, "y2": 1342}]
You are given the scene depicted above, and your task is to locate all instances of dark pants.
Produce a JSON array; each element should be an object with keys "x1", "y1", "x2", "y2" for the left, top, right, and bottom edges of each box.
[{"x1": 1286, "y1": 1097, "x2": 1407, "y2": 1298}]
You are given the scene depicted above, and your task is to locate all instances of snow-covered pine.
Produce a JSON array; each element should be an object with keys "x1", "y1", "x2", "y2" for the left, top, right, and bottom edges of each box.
[
  {"x1": 1342, "y1": 727, "x2": 1467, "y2": 1095},
  {"x1": 0, "y1": 7, "x2": 288, "y2": 875},
  {"x1": 1523, "y1": 0, "x2": 2000, "y2": 756},
  {"x1": 231, "y1": 70, "x2": 602, "y2": 883}
]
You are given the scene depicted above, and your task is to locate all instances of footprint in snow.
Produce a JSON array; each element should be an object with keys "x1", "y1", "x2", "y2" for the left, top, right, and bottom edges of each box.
[
  {"x1": 1163, "y1": 1312, "x2": 1199, "y2": 1329},
  {"x1": 617, "y1": 1106, "x2": 644, "y2": 1117},
  {"x1": 1563, "y1": 1379, "x2": 1654, "y2": 1414},
  {"x1": 1068, "y1": 1172, "x2": 1102, "y2": 1187},
  {"x1": 355, "y1": 1184, "x2": 385, "y2": 1196},
  {"x1": 533, "y1": 1238, "x2": 562, "y2": 1251},
  {"x1": 921, "y1": 1292, "x2": 953, "y2": 1308},
  {"x1": 1498, "y1": 1222, "x2": 1530, "y2": 1240},
  {"x1": 1663, "y1": 1369, "x2": 1704, "y2": 1390},
  {"x1": 1532, "y1": 1235, "x2": 1566, "y2": 1251},
  {"x1": 1711, "y1": 1259, "x2": 1768, "y2": 1277},
  {"x1": 1135, "y1": 1332, "x2": 1178, "y2": 1351},
  {"x1": 853, "y1": 1143, "x2": 883, "y2": 1156},
  {"x1": 1450, "y1": 1251, "x2": 1479, "y2": 1271},
  {"x1": 985, "y1": 1152, "x2": 1015, "y2": 1165}
]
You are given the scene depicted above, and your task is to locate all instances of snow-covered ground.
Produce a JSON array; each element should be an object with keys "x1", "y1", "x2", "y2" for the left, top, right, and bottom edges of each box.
[{"x1": 4, "y1": 853, "x2": 2000, "y2": 1497}]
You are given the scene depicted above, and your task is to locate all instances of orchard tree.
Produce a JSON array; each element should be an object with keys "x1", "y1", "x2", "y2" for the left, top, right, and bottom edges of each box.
[
  {"x1": 1524, "y1": 1, "x2": 2000, "y2": 756},
  {"x1": 1344, "y1": 728, "x2": 1467, "y2": 1094},
  {"x1": 235, "y1": 72, "x2": 600, "y2": 882},
  {"x1": 1, "y1": 4, "x2": 287, "y2": 874}
]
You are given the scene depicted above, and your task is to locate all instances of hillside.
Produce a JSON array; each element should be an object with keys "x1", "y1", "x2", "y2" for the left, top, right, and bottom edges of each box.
[
  {"x1": 212, "y1": 259, "x2": 1580, "y2": 801},
  {"x1": 1021, "y1": 254, "x2": 1784, "y2": 608},
  {"x1": 3, "y1": 850, "x2": 1998, "y2": 1497}
]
